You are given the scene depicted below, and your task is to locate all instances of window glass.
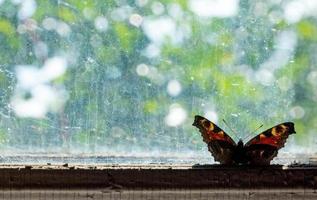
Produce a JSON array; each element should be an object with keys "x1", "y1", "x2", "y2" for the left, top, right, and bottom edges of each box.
[{"x1": 0, "y1": 0, "x2": 316, "y2": 164}]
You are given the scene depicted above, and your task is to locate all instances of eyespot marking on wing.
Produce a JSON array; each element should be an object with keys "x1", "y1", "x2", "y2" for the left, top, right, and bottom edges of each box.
[
  {"x1": 202, "y1": 119, "x2": 214, "y2": 131},
  {"x1": 272, "y1": 125, "x2": 287, "y2": 136},
  {"x1": 245, "y1": 122, "x2": 296, "y2": 149}
]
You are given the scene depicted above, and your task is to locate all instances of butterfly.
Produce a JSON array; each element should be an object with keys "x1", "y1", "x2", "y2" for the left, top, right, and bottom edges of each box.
[{"x1": 193, "y1": 115, "x2": 296, "y2": 165}]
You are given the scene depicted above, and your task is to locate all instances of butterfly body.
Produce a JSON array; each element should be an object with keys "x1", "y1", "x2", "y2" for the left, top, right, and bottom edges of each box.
[
  {"x1": 232, "y1": 140, "x2": 248, "y2": 164},
  {"x1": 193, "y1": 115, "x2": 296, "y2": 165}
]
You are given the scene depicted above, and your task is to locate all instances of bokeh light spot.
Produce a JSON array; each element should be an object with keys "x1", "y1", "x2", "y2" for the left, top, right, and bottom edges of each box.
[
  {"x1": 94, "y1": 16, "x2": 108, "y2": 32},
  {"x1": 167, "y1": 80, "x2": 182, "y2": 97},
  {"x1": 136, "y1": 64, "x2": 149, "y2": 76},
  {"x1": 289, "y1": 106, "x2": 305, "y2": 119},
  {"x1": 165, "y1": 104, "x2": 187, "y2": 127}
]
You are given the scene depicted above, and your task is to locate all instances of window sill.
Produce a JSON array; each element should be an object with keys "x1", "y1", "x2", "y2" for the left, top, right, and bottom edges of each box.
[{"x1": 0, "y1": 164, "x2": 316, "y2": 189}]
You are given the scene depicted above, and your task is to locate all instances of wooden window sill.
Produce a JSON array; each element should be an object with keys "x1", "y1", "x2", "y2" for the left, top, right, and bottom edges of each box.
[{"x1": 0, "y1": 164, "x2": 316, "y2": 189}]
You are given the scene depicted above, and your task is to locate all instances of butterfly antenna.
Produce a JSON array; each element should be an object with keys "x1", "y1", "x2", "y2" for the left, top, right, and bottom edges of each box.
[
  {"x1": 222, "y1": 119, "x2": 239, "y2": 140},
  {"x1": 242, "y1": 124, "x2": 263, "y2": 141}
]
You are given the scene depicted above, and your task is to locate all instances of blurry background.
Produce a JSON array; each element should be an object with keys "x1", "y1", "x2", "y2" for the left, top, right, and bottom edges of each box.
[{"x1": 0, "y1": 0, "x2": 316, "y2": 163}]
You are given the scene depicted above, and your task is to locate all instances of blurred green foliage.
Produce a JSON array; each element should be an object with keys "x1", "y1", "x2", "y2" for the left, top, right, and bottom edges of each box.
[{"x1": 0, "y1": 0, "x2": 316, "y2": 156}]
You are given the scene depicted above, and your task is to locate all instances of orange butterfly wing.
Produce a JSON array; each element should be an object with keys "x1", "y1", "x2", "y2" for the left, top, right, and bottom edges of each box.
[
  {"x1": 193, "y1": 115, "x2": 236, "y2": 164},
  {"x1": 245, "y1": 122, "x2": 296, "y2": 148},
  {"x1": 244, "y1": 122, "x2": 296, "y2": 165}
]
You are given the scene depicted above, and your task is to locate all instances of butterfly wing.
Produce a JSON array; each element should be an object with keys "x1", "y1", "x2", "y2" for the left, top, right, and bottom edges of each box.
[
  {"x1": 193, "y1": 115, "x2": 237, "y2": 164},
  {"x1": 244, "y1": 122, "x2": 296, "y2": 165}
]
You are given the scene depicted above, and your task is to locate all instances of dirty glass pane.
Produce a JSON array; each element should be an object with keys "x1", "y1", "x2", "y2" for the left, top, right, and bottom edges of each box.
[{"x1": 0, "y1": 0, "x2": 316, "y2": 164}]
